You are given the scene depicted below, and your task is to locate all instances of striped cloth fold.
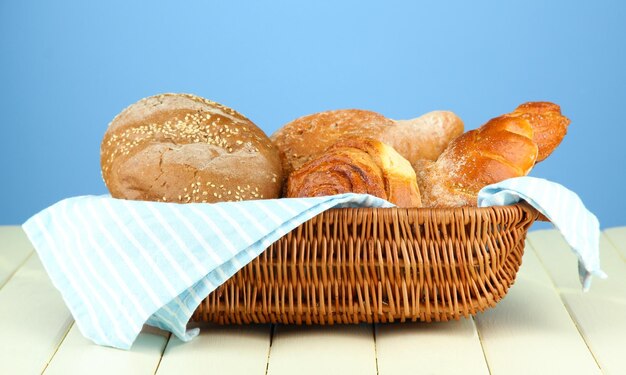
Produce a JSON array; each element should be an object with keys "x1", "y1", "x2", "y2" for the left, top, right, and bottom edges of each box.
[
  {"x1": 22, "y1": 193, "x2": 393, "y2": 350},
  {"x1": 22, "y1": 177, "x2": 604, "y2": 350},
  {"x1": 478, "y1": 176, "x2": 607, "y2": 291}
]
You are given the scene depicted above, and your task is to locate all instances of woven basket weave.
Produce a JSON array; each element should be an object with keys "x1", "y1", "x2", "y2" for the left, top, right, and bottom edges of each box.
[{"x1": 192, "y1": 203, "x2": 539, "y2": 324}]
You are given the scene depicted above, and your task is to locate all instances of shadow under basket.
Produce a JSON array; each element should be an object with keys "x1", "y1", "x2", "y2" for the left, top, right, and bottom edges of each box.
[{"x1": 192, "y1": 203, "x2": 541, "y2": 324}]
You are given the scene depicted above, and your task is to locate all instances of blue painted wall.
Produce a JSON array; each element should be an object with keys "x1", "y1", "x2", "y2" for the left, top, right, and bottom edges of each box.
[{"x1": 2, "y1": 1, "x2": 624, "y2": 228}]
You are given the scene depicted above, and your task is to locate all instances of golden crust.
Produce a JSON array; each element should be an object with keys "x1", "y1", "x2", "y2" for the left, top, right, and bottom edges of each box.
[
  {"x1": 510, "y1": 102, "x2": 570, "y2": 161},
  {"x1": 271, "y1": 109, "x2": 392, "y2": 175},
  {"x1": 271, "y1": 109, "x2": 464, "y2": 175}
]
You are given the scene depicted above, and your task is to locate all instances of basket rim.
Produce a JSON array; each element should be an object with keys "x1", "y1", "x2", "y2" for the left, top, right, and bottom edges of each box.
[{"x1": 327, "y1": 201, "x2": 542, "y2": 220}]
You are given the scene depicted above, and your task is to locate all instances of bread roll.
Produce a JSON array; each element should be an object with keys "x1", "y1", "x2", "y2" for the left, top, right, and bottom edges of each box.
[
  {"x1": 271, "y1": 109, "x2": 464, "y2": 175},
  {"x1": 416, "y1": 102, "x2": 569, "y2": 207},
  {"x1": 101, "y1": 93, "x2": 283, "y2": 203},
  {"x1": 286, "y1": 138, "x2": 422, "y2": 207}
]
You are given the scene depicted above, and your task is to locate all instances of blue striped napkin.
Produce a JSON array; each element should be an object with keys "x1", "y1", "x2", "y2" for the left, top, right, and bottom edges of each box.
[
  {"x1": 22, "y1": 177, "x2": 604, "y2": 350},
  {"x1": 478, "y1": 177, "x2": 607, "y2": 291},
  {"x1": 22, "y1": 193, "x2": 393, "y2": 349}
]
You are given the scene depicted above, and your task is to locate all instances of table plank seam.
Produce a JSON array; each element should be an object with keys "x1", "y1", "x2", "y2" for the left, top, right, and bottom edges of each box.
[
  {"x1": 264, "y1": 324, "x2": 276, "y2": 375},
  {"x1": 525, "y1": 238, "x2": 604, "y2": 373},
  {"x1": 0, "y1": 250, "x2": 34, "y2": 290},
  {"x1": 40, "y1": 320, "x2": 75, "y2": 375},
  {"x1": 603, "y1": 232, "x2": 626, "y2": 264},
  {"x1": 372, "y1": 324, "x2": 380, "y2": 375},
  {"x1": 472, "y1": 317, "x2": 493, "y2": 375},
  {"x1": 151, "y1": 332, "x2": 172, "y2": 375},
  {"x1": 557, "y1": 300, "x2": 606, "y2": 374}
]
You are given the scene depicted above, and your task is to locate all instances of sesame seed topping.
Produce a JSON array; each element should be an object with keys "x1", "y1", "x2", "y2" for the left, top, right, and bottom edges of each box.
[{"x1": 102, "y1": 94, "x2": 273, "y2": 199}]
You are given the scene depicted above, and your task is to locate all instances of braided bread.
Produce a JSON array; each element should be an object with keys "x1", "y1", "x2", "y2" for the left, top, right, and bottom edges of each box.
[{"x1": 416, "y1": 102, "x2": 570, "y2": 207}]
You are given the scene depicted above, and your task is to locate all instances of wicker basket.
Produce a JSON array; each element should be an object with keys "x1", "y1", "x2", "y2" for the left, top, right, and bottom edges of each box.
[{"x1": 192, "y1": 203, "x2": 539, "y2": 324}]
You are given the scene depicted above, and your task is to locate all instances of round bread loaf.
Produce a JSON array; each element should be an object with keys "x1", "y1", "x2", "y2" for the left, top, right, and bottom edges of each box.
[{"x1": 101, "y1": 93, "x2": 283, "y2": 203}]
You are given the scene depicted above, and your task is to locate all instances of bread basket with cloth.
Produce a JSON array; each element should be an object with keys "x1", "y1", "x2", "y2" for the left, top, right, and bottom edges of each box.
[{"x1": 22, "y1": 94, "x2": 605, "y2": 349}]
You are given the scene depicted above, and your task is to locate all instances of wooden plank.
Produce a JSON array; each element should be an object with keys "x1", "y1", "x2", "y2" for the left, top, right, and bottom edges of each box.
[
  {"x1": 604, "y1": 227, "x2": 626, "y2": 262},
  {"x1": 0, "y1": 226, "x2": 34, "y2": 288},
  {"x1": 156, "y1": 323, "x2": 271, "y2": 375},
  {"x1": 267, "y1": 324, "x2": 377, "y2": 375},
  {"x1": 43, "y1": 324, "x2": 169, "y2": 375},
  {"x1": 528, "y1": 229, "x2": 626, "y2": 374},
  {"x1": 375, "y1": 319, "x2": 489, "y2": 374},
  {"x1": 528, "y1": 230, "x2": 626, "y2": 297},
  {"x1": 0, "y1": 255, "x2": 73, "y2": 374},
  {"x1": 474, "y1": 243, "x2": 601, "y2": 375}
]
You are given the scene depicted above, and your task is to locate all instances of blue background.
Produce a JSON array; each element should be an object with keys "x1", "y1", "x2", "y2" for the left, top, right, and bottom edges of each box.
[{"x1": 1, "y1": 1, "x2": 624, "y2": 228}]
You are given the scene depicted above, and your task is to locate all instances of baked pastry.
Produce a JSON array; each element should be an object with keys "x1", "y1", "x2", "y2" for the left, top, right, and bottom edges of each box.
[
  {"x1": 271, "y1": 109, "x2": 464, "y2": 175},
  {"x1": 101, "y1": 93, "x2": 283, "y2": 203},
  {"x1": 416, "y1": 102, "x2": 570, "y2": 207},
  {"x1": 286, "y1": 138, "x2": 422, "y2": 207},
  {"x1": 509, "y1": 102, "x2": 570, "y2": 161}
]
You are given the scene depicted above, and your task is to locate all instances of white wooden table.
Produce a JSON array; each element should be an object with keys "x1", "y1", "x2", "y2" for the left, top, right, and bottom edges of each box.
[{"x1": 1, "y1": 226, "x2": 625, "y2": 375}]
